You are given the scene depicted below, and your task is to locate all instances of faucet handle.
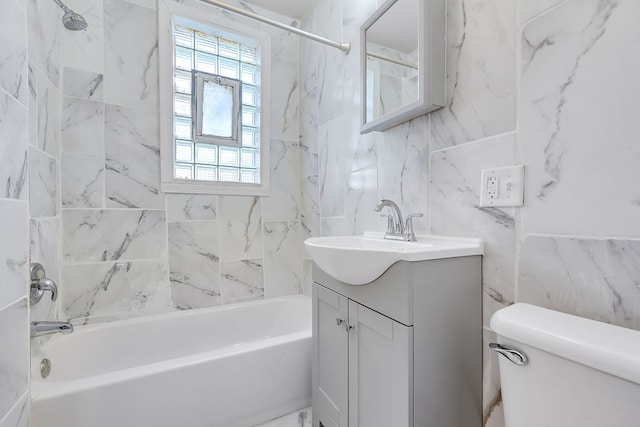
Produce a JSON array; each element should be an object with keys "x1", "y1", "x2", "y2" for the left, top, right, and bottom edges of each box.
[
  {"x1": 30, "y1": 263, "x2": 58, "y2": 304},
  {"x1": 404, "y1": 213, "x2": 424, "y2": 242},
  {"x1": 380, "y1": 214, "x2": 395, "y2": 233}
]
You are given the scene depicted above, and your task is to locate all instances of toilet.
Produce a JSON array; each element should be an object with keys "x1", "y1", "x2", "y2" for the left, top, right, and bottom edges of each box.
[{"x1": 490, "y1": 303, "x2": 640, "y2": 426}]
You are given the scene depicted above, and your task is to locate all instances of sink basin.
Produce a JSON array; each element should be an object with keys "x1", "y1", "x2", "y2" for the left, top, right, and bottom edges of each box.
[{"x1": 304, "y1": 231, "x2": 483, "y2": 285}]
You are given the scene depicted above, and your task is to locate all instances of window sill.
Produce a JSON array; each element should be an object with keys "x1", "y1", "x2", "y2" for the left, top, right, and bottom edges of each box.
[{"x1": 161, "y1": 180, "x2": 269, "y2": 196}]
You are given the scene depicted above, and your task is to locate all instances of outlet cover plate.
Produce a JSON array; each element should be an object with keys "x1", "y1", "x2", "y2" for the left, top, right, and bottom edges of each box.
[{"x1": 479, "y1": 165, "x2": 525, "y2": 207}]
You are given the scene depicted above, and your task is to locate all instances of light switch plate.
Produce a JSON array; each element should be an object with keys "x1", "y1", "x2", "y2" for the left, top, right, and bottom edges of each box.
[{"x1": 479, "y1": 165, "x2": 525, "y2": 207}]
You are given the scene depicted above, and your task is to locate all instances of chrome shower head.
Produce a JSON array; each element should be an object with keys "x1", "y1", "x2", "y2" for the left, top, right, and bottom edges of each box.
[
  {"x1": 62, "y1": 10, "x2": 88, "y2": 31},
  {"x1": 52, "y1": 0, "x2": 88, "y2": 31}
]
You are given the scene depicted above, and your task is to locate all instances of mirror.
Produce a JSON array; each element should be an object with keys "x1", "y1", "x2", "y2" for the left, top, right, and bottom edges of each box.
[{"x1": 361, "y1": 0, "x2": 445, "y2": 133}]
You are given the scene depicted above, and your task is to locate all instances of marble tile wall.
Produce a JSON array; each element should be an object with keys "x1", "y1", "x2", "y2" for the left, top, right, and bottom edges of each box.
[
  {"x1": 300, "y1": 0, "x2": 640, "y2": 426},
  {"x1": 298, "y1": 0, "x2": 426, "y2": 263},
  {"x1": 1, "y1": 0, "x2": 40, "y2": 424},
  {"x1": 53, "y1": 0, "x2": 302, "y2": 324},
  {"x1": 28, "y1": 0, "x2": 64, "y2": 334}
]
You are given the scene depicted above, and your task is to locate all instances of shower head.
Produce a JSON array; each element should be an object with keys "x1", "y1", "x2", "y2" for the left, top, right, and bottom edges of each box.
[
  {"x1": 52, "y1": 0, "x2": 88, "y2": 31},
  {"x1": 62, "y1": 10, "x2": 88, "y2": 31}
]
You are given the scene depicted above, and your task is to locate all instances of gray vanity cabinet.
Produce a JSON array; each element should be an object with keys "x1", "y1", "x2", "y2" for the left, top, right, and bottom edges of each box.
[
  {"x1": 313, "y1": 285, "x2": 349, "y2": 427},
  {"x1": 312, "y1": 256, "x2": 482, "y2": 427},
  {"x1": 313, "y1": 284, "x2": 412, "y2": 427}
]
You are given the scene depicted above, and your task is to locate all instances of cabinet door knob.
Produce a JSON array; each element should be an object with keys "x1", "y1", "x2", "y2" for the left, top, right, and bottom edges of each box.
[
  {"x1": 336, "y1": 318, "x2": 344, "y2": 326},
  {"x1": 344, "y1": 323, "x2": 354, "y2": 332}
]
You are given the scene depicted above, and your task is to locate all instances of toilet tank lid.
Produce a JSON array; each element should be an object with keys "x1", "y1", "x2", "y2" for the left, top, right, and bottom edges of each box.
[{"x1": 491, "y1": 303, "x2": 640, "y2": 385}]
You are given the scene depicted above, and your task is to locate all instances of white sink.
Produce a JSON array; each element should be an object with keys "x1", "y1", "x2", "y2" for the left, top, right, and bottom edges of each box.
[{"x1": 304, "y1": 231, "x2": 483, "y2": 285}]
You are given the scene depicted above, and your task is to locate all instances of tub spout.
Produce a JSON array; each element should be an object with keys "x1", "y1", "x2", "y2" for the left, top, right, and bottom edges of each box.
[{"x1": 31, "y1": 321, "x2": 74, "y2": 337}]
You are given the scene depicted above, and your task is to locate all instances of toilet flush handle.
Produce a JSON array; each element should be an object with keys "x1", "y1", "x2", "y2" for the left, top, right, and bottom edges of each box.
[{"x1": 489, "y1": 343, "x2": 529, "y2": 366}]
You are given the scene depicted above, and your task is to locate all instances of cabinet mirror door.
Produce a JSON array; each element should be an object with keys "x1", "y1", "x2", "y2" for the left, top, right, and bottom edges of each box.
[{"x1": 361, "y1": 0, "x2": 445, "y2": 133}]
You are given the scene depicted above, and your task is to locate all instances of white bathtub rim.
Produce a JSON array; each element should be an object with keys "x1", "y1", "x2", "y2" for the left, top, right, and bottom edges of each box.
[
  {"x1": 32, "y1": 294, "x2": 311, "y2": 382},
  {"x1": 32, "y1": 328, "x2": 311, "y2": 401},
  {"x1": 33, "y1": 295, "x2": 311, "y2": 400},
  {"x1": 63, "y1": 295, "x2": 311, "y2": 334}
]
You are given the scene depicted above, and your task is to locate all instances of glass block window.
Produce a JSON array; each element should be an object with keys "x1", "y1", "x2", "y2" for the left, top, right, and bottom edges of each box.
[{"x1": 173, "y1": 24, "x2": 261, "y2": 184}]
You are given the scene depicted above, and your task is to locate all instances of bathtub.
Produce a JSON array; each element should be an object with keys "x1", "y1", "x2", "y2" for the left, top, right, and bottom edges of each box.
[{"x1": 31, "y1": 295, "x2": 312, "y2": 427}]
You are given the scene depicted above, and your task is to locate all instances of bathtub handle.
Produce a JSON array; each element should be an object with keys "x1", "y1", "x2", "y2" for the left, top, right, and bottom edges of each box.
[{"x1": 30, "y1": 263, "x2": 58, "y2": 304}]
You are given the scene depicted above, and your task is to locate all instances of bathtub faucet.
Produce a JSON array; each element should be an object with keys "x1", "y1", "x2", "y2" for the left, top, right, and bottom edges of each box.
[{"x1": 31, "y1": 321, "x2": 74, "y2": 337}]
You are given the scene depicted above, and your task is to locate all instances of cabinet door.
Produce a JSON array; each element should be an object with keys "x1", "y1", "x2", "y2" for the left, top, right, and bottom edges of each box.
[
  {"x1": 313, "y1": 284, "x2": 349, "y2": 427},
  {"x1": 348, "y1": 301, "x2": 413, "y2": 427}
]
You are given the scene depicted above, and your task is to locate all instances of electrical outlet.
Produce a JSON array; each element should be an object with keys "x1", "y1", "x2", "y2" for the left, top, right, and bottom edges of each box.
[
  {"x1": 479, "y1": 165, "x2": 525, "y2": 207},
  {"x1": 486, "y1": 176, "x2": 499, "y2": 199}
]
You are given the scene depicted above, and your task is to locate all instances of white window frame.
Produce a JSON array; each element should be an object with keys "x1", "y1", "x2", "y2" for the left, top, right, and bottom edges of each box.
[
  {"x1": 193, "y1": 71, "x2": 241, "y2": 145},
  {"x1": 159, "y1": 0, "x2": 271, "y2": 196}
]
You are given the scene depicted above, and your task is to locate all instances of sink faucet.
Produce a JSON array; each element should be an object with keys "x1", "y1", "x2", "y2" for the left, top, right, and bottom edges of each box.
[
  {"x1": 374, "y1": 199, "x2": 423, "y2": 242},
  {"x1": 374, "y1": 199, "x2": 404, "y2": 234},
  {"x1": 31, "y1": 321, "x2": 74, "y2": 337}
]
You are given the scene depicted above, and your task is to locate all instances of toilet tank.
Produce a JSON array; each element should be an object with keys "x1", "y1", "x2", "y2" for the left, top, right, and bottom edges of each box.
[{"x1": 490, "y1": 304, "x2": 640, "y2": 427}]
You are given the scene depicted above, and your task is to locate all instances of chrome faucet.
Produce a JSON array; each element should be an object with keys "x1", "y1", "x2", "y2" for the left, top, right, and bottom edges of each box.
[
  {"x1": 31, "y1": 321, "x2": 74, "y2": 337},
  {"x1": 374, "y1": 199, "x2": 404, "y2": 234},
  {"x1": 374, "y1": 199, "x2": 423, "y2": 242},
  {"x1": 30, "y1": 263, "x2": 58, "y2": 304}
]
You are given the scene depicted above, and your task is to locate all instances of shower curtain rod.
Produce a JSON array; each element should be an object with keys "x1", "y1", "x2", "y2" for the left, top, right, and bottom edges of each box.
[
  {"x1": 198, "y1": 0, "x2": 351, "y2": 54},
  {"x1": 366, "y1": 50, "x2": 418, "y2": 70}
]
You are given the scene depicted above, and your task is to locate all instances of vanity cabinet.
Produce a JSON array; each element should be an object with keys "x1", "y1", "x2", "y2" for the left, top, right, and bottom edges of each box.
[
  {"x1": 313, "y1": 285, "x2": 412, "y2": 427},
  {"x1": 311, "y1": 256, "x2": 482, "y2": 427}
]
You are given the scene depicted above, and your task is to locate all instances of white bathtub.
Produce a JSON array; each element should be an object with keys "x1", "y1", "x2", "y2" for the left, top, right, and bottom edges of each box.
[{"x1": 31, "y1": 295, "x2": 312, "y2": 427}]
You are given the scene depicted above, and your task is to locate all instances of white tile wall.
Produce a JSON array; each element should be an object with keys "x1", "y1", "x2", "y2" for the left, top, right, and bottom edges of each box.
[
  {"x1": 62, "y1": 260, "x2": 172, "y2": 322},
  {"x1": 62, "y1": 68, "x2": 103, "y2": 101},
  {"x1": 61, "y1": 0, "x2": 105, "y2": 74},
  {"x1": 62, "y1": 209, "x2": 167, "y2": 263},
  {"x1": 519, "y1": 0, "x2": 640, "y2": 237},
  {"x1": 262, "y1": 140, "x2": 300, "y2": 221},
  {"x1": 0, "y1": 393, "x2": 29, "y2": 427},
  {"x1": 61, "y1": 152, "x2": 105, "y2": 208},
  {"x1": 28, "y1": 148, "x2": 57, "y2": 217},
  {"x1": 103, "y1": 0, "x2": 158, "y2": 109},
  {"x1": 263, "y1": 221, "x2": 303, "y2": 298},
  {"x1": 1, "y1": 0, "x2": 40, "y2": 420},
  {"x1": 0, "y1": 0, "x2": 28, "y2": 105},
  {"x1": 270, "y1": 57, "x2": 299, "y2": 141},
  {"x1": 430, "y1": 0, "x2": 516, "y2": 150},
  {"x1": 165, "y1": 194, "x2": 217, "y2": 222},
  {"x1": 221, "y1": 259, "x2": 265, "y2": 304},
  {"x1": 168, "y1": 221, "x2": 221, "y2": 309},
  {"x1": 0, "y1": 91, "x2": 28, "y2": 201},
  {"x1": 50, "y1": 0, "x2": 303, "y2": 323},
  {"x1": 104, "y1": 104, "x2": 163, "y2": 209},
  {"x1": 61, "y1": 97, "x2": 104, "y2": 154},
  {"x1": 431, "y1": 133, "x2": 517, "y2": 327},
  {"x1": 36, "y1": 71, "x2": 60, "y2": 157},
  {"x1": 0, "y1": 299, "x2": 29, "y2": 426},
  {"x1": 0, "y1": 202, "x2": 29, "y2": 311}
]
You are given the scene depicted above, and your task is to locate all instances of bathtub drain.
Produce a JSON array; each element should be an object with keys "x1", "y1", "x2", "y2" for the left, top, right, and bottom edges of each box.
[{"x1": 40, "y1": 358, "x2": 51, "y2": 378}]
